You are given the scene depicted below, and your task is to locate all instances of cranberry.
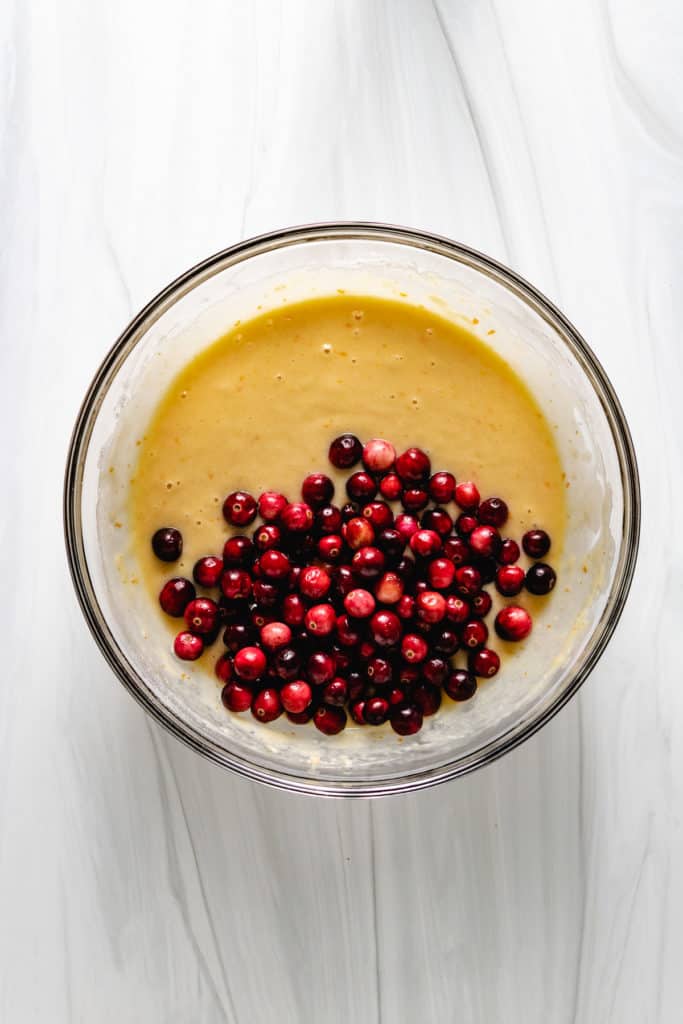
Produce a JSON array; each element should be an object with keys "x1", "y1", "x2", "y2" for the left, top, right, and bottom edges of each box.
[
  {"x1": 352, "y1": 546, "x2": 386, "y2": 580},
  {"x1": 215, "y1": 653, "x2": 233, "y2": 683},
  {"x1": 159, "y1": 577, "x2": 196, "y2": 616},
  {"x1": 252, "y1": 688, "x2": 282, "y2": 723},
  {"x1": 350, "y1": 700, "x2": 367, "y2": 724},
  {"x1": 329, "y1": 433, "x2": 362, "y2": 469},
  {"x1": 280, "y1": 680, "x2": 312, "y2": 714},
  {"x1": 362, "y1": 501, "x2": 394, "y2": 530},
  {"x1": 445, "y1": 595, "x2": 470, "y2": 624},
  {"x1": 258, "y1": 491, "x2": 288, "y2": 522},
  {"x1": 390, "y1": 703, "x2": 423, "y2": 735},
  {"x1": 299, "y1": 565, "x2": 332, "y2": 600},
  {"x1": 347, "y1": 672, "x2": 364, "y2": 700},
  {"x1": 410, "y1": 529, "x2": 442, "y2": 558},
  {"x1": 223, "y1": 622, "x2": 253, "y2": 652},
  {"x1": 395, "y1": 555, "x2": 417, "y2": 585},
  {"x1": 315, "y1": 505, "x2": 342, "y2": 535},
  {"x1": 499, "y1": 538, "x2": 521, "y2": 565},
  {"x1": 335, "y1": 613, "x2": 362, "y2": 647},
  {"x1": 394, "y1": 514, "x2": 420, "y2": 544},
  {"x1": 429, "y1": 471, "x2": 456, "y2": 504},
  {"x1": 496, "y1": 565, "x2": 525, "y2": 596},
  {"x1": 259, "y1": 549, "x2": 291, "y2": 580},
  {"x1": 301, "y1": 473, "x2": 334, "y2": 507},
  {"x1": 421, "y1": 657, "x2": 448, "y2": 687},
  {"x1": 399, "y1": 664, "x2": 421, "y2": 688},
  {"x1": 421, "y1": 508, "x2": 453, "y2": 536},
  {"x1": 387, "y1": 687, "x2": 405, "y2": 706},
  {"x1": 370, "y1": 610, "x2": 402, "y2": 647},
  {"x1": 379, "y1": 473, "x2": 403, "y2": 501},
  {"x1": 375, "y1": 528, "x2": 404, "y2": 561},
  {"x1": 305, "y1": 603, "x2": 336, "y2": 636},
  {"x1": 433, "y1": 627, "x2": 459, "y2": 655},
  {"x1": 253, "y1": 524, "x2": 281, "y2": 552},
  {"x1": 341, "y1": 501, "x2": 361, "y2": 521},
  {"x1": 444, "y1": 670, "x2": 477, "y2": 700},
  {"x1": 344, "y1": 588, "x2": 376, "y2": 619},
  {"x1": 522, "y1": 529, "x2": 551, "y2": 559},
  {"x1": 443, "y1": 535, "x2": 470, "y2": 565},
  {"x1": 454, "y1": 481, "x2": 480, "y2": 510},
  {"x1": 174, "y1": 631, "x2": 203, "y2": 660},
  {"x1": 251, "y1": 609, "x2": 275, "y2": 630},
  {"x1": 413, "y1": 682, "x2": 442, "y2": 716},
  {"x1": 395, "y1": 447, "x2": 431, "y2": 482},
  {"x1": 260, "y1": 621, "x2": 292, "y2": 651},
  {"x1": 455, "y1": 513, "x2": 478, "y2": 537},
  {"x1": 427, "y1": 557, "x2": 455, "y2": 591},
  {"x1": 220, "y1": 568, "x2": 252, "y2": 600},
  {"x1": 469, "y1": 525, "x2": 501, "y2": 558},
  {"x1": 401, "y1": 633, "x2": 428, "y2": 663},
  {"x1": 281, "y1": 502, "x2": 314, "y2": 533},
  {"x1": 473, "y1": 555, "x2": 497, "y2": 585},
  {"x1": 462, "y1": 619, "x2": 489, "y2": 649},
  {"x1": 469, "y1": 647, "x2": 500, "y2": 678},
  {"x1": 416, "y1": 591, "x2": 446, "y2": 624},
  {"x1": 375, "y1": 571, "x2": 404, "y2": 604},
  {"x1": 346, "y1": 471, "x2": 377, "y2": 502},
  {"x1": 525, "y1": 563, "x2": 557, "y2": 596},
  {"x1": 252, "y1": 580, "x2": 280, "y2": 608},
  {"x1": 366, "y1": 657, "x2": 393, "y2": 686},
  {"x1": 314, "y1": 705, "x2": 347, "y2": 735},
  {"x1": 222, "y1": 491, "x2": 257, "y2": 527},
  {"x1": 234, "y1": 645, "x2": 267, "y2": 680},
  {"x1": 364, "y1": 696, "x2": 390, "y2": 725},
  {"x1": 402, "y1": 488, "x2": 429, "y2": 512},
  {"x1": 274, "y1": 646, "x2": 301, "y2": 681},
  {"x1": 332, "y1": 647, "x2": 352, "y2": 675},
  {"x1": 286, "y1": 708, "x2": 314, "y2": 725},
  {"x1": 222, "y1": 535, "x2": 254, "y2": 567},
  {"x1": 454, "y1": 565, "x2": 482, "y2": 596},
  {"x1": 323, "y1": 678, "x2": 349, "y2": 707},
  {"x1": 318, "y1": 534, "x2": 344, "y2": 562},
  {"x1": 396, "y1": 594, "x2": 416, "y2": 620},
  {"x1": 191, "y1": 556, "x2": 222, "y2": 589},
  {"x1": 184, "y1": 597, "x2": 219, "y2": 635},
  {"x1": 306, "y1": 651, "x2": 336, "y2": 687},
  {"x1": 478, "y1": 497, "x2": 508, "y2": 527},
  {"x1": 334, "y1": 565, "x2": 356, "y2": 597},
  {"x1": 221, "y1": 680, "x2": 253, "y2": 712},
  {"x1": 471, "y1": 591, "x2": 493, "y2": 618},
  {"x1": 282, "y1": 593, "x2": 306, "y2": 627},
  {"x1": 344, "y1": 517, "x2": 375, "y2": 550},
  {"x1": 362, "y1": 438, "x2": 396, "y2": 472},
  {"x1": 152, "y1": 527, "x2": 183, "y2": 562}
]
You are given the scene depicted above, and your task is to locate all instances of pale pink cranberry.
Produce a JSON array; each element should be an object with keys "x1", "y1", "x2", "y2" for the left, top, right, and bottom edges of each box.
[
  {"x1": 260, "y1": 621, "x2": 292, "y2": 651},
  {"x1": 305, "y1": 603, "x2": 336, "y2": 636},
  {"x1": 174, "y1": 631, "x2": 204, "y2": 660},
  {"x1": 234, "y1": 646, "x2": 267, "y2": 681},
  {"x1": 362, "y1": 438, "x2": 396, "y2": 473},
  {"x1": 258, "y1": 491, "x2": 288, "y2": 522},
  {"x1": 280, "y1": 680, "x2": 312, "y2": 714},
  {"x1": 495, "y1": 606, "x2": 532, "y2": 641},
  {"x1": 299, "y1": 565, "x2": 332, "y2": 600},
  {"x1": 344, "y1": 588, "x2": 376, "y2": 619},
  {"x1": 221, "y1": 680, "x2": 253, "y2": 712},
  {"x1": 251, "y1": 688, "x2": 282, "y2": 723},
  {"x1": 374, "y1": 571, "x2": 404, "y2": 604},
  {"x1": 454, "y1": 480, "x2": 480, "y2": 510},
  {"x1": 416, "y1": 591, "x2": 447, "y2": 624},
  {"x1": 344, "y1": 517, "x2": 375, "y2": 549}
]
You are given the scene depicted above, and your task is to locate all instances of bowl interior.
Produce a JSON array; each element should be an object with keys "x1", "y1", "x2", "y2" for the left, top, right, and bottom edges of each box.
[{"x1": 68, "y1": 227, "x2": 637, "y2": 794}]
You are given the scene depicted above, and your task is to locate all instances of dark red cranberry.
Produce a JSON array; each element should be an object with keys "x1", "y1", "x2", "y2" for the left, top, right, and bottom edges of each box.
[
  {"x1": 426, "y1": 557, "x2": 455, "y2": 591},
  {"x1": 499, "y1": 538, "x2": 521, "y2": 565},
  {"x1": 496, "y1": 565, "x2": 525, "y2": 596},
  {"x1": 396, "y1": 594, "x2": 416, "y2": 620},
  {"x1": 234, "y1": 646, "x2": 267, "y2": 680},
  {"x1": 317, "y1": 534, "x2": 343, "y2": 562},
  {"x1": 282, "y1": 593, "x2": 306, "y2": 627},
  {"x1": 307, "y1": 651, "x2": 336, "y2": 686},
  {"x1": 220, "y1": 568, "x2": 252, "y2": 600},
  {"x1": 471, "y1": 591, "x2": 493, "y2": 618},
  {"x1": 352, "y1": 546, "x2": 386, "y2": 581},
  {"x1": 274, "y1": 646, "x2": 301, "y2": 681},
  {"x1": 260, "y1": 621, "x2": 292, "y2": 651},
  {"x1": 495, "y1": 606, "x2": 532, "y2": 641},
  {"x1": 469, "y1": 525, "x2": 501, "y2": 558},
  {"x1": 421, "y1": 657, "x2": 448, "y2": 687},
  {"x1": 376, "y1": 528, "x2": 404, "y2": 560},
  {"x1": 334, "y1": 565, "x2": 356, "y2": 598},
  {"x1": 299, "y1": 565, "x2": 331, "y2": 600},
  {"x1": 259, "y1": 549, "x2": 291, "y2": 580},
  {"x1": 416, "y1": 591, "x2": 446, "y2": 624},
  {"x1": 252, "y1": 580, "x2": 280, "y2": 608},
  {"x1": 344, "y1": 588, "x2": 376, "y2": 619},
  {"x1": 159, "y1": 577, "x2": 196, "y2": 616},
  {"x1": 251, "y1": 608, "x2": 275, "y2": 630},
  {"x1": 344, "y1": 517, "x2": 375, "y2": 550},
  {"x1": 218, "y1": 596, "x2": 246, "y2": 625},
  {"x1": 152, "y1": 527, "x2": 183, "y2": 562},
  {"x1": 401, "y1": 633, "x2": 428, "y2": 664},
  {"x1": 454, "y1": 565, "x2": 482, "y2": 596},
  {"x1": 192, "y1": 556, "x2": 222, "y2": 588},
  {"x1": 359, "y1": 640, "x2": 378, "y2": 663},
  {"x1": 522, "y1": 529, "x2": 551, "y2": 559},
  {"x1": 364, "y1": 696, "x2": 390, "y2": 725},
  {"x1": 251, "y1": 688, "x2": 282, "y2": 723},
  {"x1": 472, "y1": 555, "x2": 497, "y2": 585},
  {"x1": 469, "y1": 647, "x2": 500, "y2": 677},
  {"x1": 394, "y1": 513, "x2": 420, "y2": 544},
  {"x1": 335, "y1": 613, "x2": 362, "y2": 647},
  {"x1": 427, "y1": 472, "x2": 455, "y2": 505},
  {"x1": 328, "y1": 433, "x2": 362, "y2": 469},
  {"x1": 317, "y1": 504, "x2": 343, "y2": 534},
  {"x1": 413, "y1": 682, "x2": 442, "y2": 716},
  {"x1": 399, "y1": 664, "x2": 421, "y2": 688},
  {"x1": 215, "y1": 653, "x2": 233, "y2": 683},
  {"x1": 395, "y1": 555, "x2": 417, "y2": 586},
  {"x1": 323, "y1": 677, "x2": 349, "y2": 707},
  {"x1": 314, "y1": 705, "x2": 347, "y2": 735},
  {"x1": 286, "y1": 708, "x2": 315, "y2": 725},
  {"x1": 402, "y1": 488, "x2": 429, "y2": 512},
  {"x1": 433, "y1": 627, "x2": 460, "y2": 655},
  {"x1": 445, "y1": 595, "x2": 470, "y2": 624},
  {"x1": 258, "y1": 491, "x2": 288, "y2": 522},
  {"x1": 281, "y1": 502, "x2": 314, "y2": 533},
  {"x1": 387, "y1": 687, "x2": 405, "y2": 706},
  {"x1": 332, "y1": 647, "x2": 352, "y2": 675},
  {"x1": 444, "y1": 670, "x2": 477, "y2": 700},
  {"x1": 223, "y1": 622, "x2": 253, "y2": 652},
  {"x1": 525, "y1": 563, "x2": 557, "y2": 596},
  {"x1": 395, "y1": 447, "x2": 431, "y2": 483},
  {"x1": 374, "y1": 571, "x2": 404, "y2": 604},
  {"x1": 221, "y1": 680, "x2": 253, "y2": 712},
  {"x1": 410, "y1": 529, "x2": 442, "y2": 558},
  {"x1": 341, "y1": 501, "x2": 361, "y2": 521},
  {"x1": 253, "y1": 524, "x2": 281, "y2": 552},
  {"x1": 347, "y1": 672, "x2": 364, "y2": 701},
  {"x1": 222, "y1": 491, "x2": 257, "y2": 527},
  {"x1": 478, "y1": 497, "x2": 508, "y2": 528},
  {"x1": 379, "y1": 473, "x2": 403, "y2": 501},
  {"x1": 421, "y1": 508, "x2": 453, "y2": 537},
  {"x1": 288, "y1": 534, "x2": 317, "y2": 565},
  {"x1": 305, "y1": 603, "x2": 336, "y2": 637},
  {"x1": 301, "y1": 473, "x2": 334, "y2": 507},
  {"x1": 443, "y1": 535, "x2": 470, "y2": 565},
  {"x1": 222, "y1": 535, "x2": 254, "y2": 567},
  {"x1": 362, "y1": 438, "x2": 396, "y2": 472},
  {"x1": 350, "y1": 699, "x2": 367, "y2": 724},
  {"x1": 454, "y1": 481, "x2": 480, "y2": 511},
  {"x1": 362, "y1": 501, "x2": 394, "y2": 530},
  {"x1": 456, "y1": 513, "x2": 478, "y2": 537},
  {"x1": 280, "y1": 680, "x2": 312, "y2": 714},
  {"x1": 184, "y1": 597, "x2": 219, "y2": 635},
  {"x1": 346, "y1": 471, "x2": 377, "y2": 503},
  {"x1": 462, "y1": 619, "x2": 489, "y2": 649},
  {"x1": 173, "y1": 631, "x2": 203, "y2": 660},
  {"x1": 412, "y1": 616, "x2": 432, "y2": 637},
  {"x1": 390, "y1": 703, "x2": 423, "y2": 735},
  {"x1": 367, "y1": 657, "x2": 393, "y2": 686},
  {"x1": 370, "y1": 610, "x2": 402, "y2": 647}
]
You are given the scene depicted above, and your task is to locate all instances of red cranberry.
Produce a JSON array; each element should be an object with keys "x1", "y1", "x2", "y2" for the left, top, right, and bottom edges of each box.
[
  {"x1": 395, "y1": 555, "x2": 417, "y2": 585},
  {"x1": 328, "y1": 433, "x2": 362, "y2": 469},
  {"x1": 215, "y1": 653, "x2": 233, "y2": 683},
  {"x1": 364, "y1": 696, "x2": 390, "y2": 725},
  {"x1": 352, "y1": 546, "x2": 386, "y2": 580},
  {"x1": 456, "y1": 513, "x2": 478, "y2": 537},
  {"x1": 222, "y1": 491, "x2": 257, "y2": 527},
  {"x1": 443, "y1": 535, "x2": 470, "y2": 565},
  {"x1": 478, "y1": 497, "x2": 508, "y2": 528},
  {"x1": 445, "y1": 669, "x2": 477, "y2": 700},
  {"x1": 341, "y1": 501, "x2": 361, "y2": 521},
  {"x1": 344, "y1": 517, "x2": 375, "y2": 549},
  {"x1": 401, "y1": 633, "x2": 428, "y2": 663},
  {"x1": 402, "y1": 488, "x2": 429, "y2": 512},
  {"x1": 234, "y1": 646, "x2": 267, "y2": 681},
  {"x1": 259, "y1": 549, "x2": 291, "y2": 580},
  {"x1": 253, "y1": 524, "x2": 281, "y2": 552},
  {"x1": 376, "y1": 528, "x2": 404, "y2": 560},
  {"x1": 344, "y1": 588, "x2": 376, "y2": 619},
  {"x1": 220, "y1": 568, "x2": 252, "y2": 600},
  {"x1": 395, "y1": 447, "x2": 431, "y2": 483},
  {"x1": 258, "y1": 491, "x2": 288, "y2": 522},
  {"x1": 174, "y1": 631, "x2": 203, "y2": 660},
  {"x1": 454, "y1": 480, "x2": 480, "y2": 510},
  {"x1": 379, "y1": 473, "x2": 403, "y2": 501},
  {"x1": 252, "y1": 580, "x2": 280, "y2": 608},
  {"x1": 299, "y1": 565, "x2": 331, "y2": 600},
  {"x1": 314, "y1": 705, "x2": 347, "y2": 735},
  {"x1": 350, "y1": 700, "x2": 367, "y2": 724},
  {"x1": 522, "y1": 529, "x2": 551, "y2": 559},
  {"x1": 334, "y1": 565, "x2": 356, "y2": 597},
  {"x1": 394, "y1": 513, "x2": 419, "y2": 543},
  {"x1": 362, "y1": 438, "x2": 396, "y2": 472},
  {"x1": 282, "y1": 593, "x2": 306, "y2": 627},
  {"x1": 281, "y1": 502, "x2": 314, "y2": 533},
  {"x1": 454, "y1": 565, "x2": 482, "y2": 596},
  {"x1": 416, "y1": 591, "x2": 446, "y2": 624},
  {"x1": 399, "y1": 664, "x2": 421, "y2": 688},
  {"x1": 346, "y1": 471, "x2": 377, "y2": 502},
  {"x1": 413, "y1": 682, "x2": 442, "y2": 716},
  {"x1": 462, "y1": 619, "x2": 489, "y2": 649},
  {"x1": 286, "y1": 708, "x2": 314, "y2": 725},
  {"x1": 251, "y1": 609, "x2": 275, "y2": 630},
  {"x1": 362, "y1": 501, "x2": 394, "y2": 530},
  {"x1": 184, "y1": 597, "x2": 219, "y2": 635},
  {"x1": 192, "y1": 556, "x2": 222, "y2": 588},
  {"x1": 317, "y1": 534, "x2": 344, "y2": 562},
  {"x1": 332, "y1": 647, "x2": 352, "y2": 675},
  {"x1": 469, "y1": 525, "x2": 501, "y2": 558},
  {"x1": 221, "y1": 680, "x2": 253, "y2": 711},
  {"x1": 370, "y1": 610, "x2": 402, "y2": 647},
  {"x1": 445, "y1": 595, "x2": 470, "y2": 624},
  {"x1": 427, "y1": 557, "x2": 455, "y2": 591},
  {"x1": 396, "y1": 594, "x2": 416, "y2": 620},
  {"x1": 152, "y1": 527, "x2": 183, "y2": 562},
  {"x1": 471, "y1": 591, "x2": 493, "y2": 618},
  {"x1": 280, "y1": 680, "x2": 312, "y2": 714},
  {"x1": 301, "y1": 473, "x2": 334, "y2": 507},
  {"x1": 347, "y1": 672, "x2": 364, "y2": 701},
  {"x1": 223, "y1": 535, "x2": 254, "y2": 567},
  {"x1": 223, "y1": 622, "x2": 253, "y2": 652},
  {"x1": 499, "y1": 538, "x2": 521, "y2": 565},
  {"x1": 307, "y1": 651, "x2": 336, "y2": 686},
  {"x1": 390, "y1": 703, "x2": 423, "y2": 735},
  {"x1": 410, "y1": 529, "x2": 442, "y2": 558},
  {"x1": 359, "y1": 640, "x2": 378, "y2": 663},
  {"x1": 496, "y1": 565, "x2": 525, "y2": 596},
  {"x1": 305, "y1": 603, "x2": 336, "y2": 636},
  {"x1": 367, "y1": 657, "x2": 393, "y2": 686},
  {"x1": 375, "y1": 571, "x2": 404, "y2": 604},
  {"x1": 469, "y1": 647, "x2": 500, "y2": 677},
  {"x1": 274, "y1": 646, "x2": 302, "y2": 681},
  {"x1": 525, "y1": 563, "x2": 557, "y2": 595},
  {"x1": 252, "y1": 688, "x2": 282, "y2": 723},
  {"x1": 323, "y1": 677, "x2": 349, "y2": 707},
  {"x1": 317, "y1": 504, "x2": 343, "y2": 534},
  {"x1": 422, "y1": 657, "x2": 448, "y2": 687},
  {"x1": 335, "y1": 613, "x2": 362, "y2": 647},
  {"x1": 421, "y1": 508, "x2": 453, "y2": 537},
  {"x1": 159, "y1": 578, "x2": 196, "y2": 616},
  {"x1": 433, "y1": 626, "x2": 459, "y2": 655},
  {"x1": 387, "y1": 687, "x2": 405, "y2": 706},
  {"x1": 260, "y1": 621, "x2": 292, "y2": 651},
  {"x1": 429, "y1": 471, "x2": 456, "y2": 504}
]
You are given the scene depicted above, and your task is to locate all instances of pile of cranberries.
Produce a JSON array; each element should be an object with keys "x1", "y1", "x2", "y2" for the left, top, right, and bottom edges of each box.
[{"x1": 152, "y1": 435, "x2": 556, "y2": 737}]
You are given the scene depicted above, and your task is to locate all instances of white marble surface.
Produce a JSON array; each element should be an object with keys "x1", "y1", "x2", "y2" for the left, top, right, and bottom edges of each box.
[{"x1": 1, "y1": 0, "x2": 680, "y2": 1020}]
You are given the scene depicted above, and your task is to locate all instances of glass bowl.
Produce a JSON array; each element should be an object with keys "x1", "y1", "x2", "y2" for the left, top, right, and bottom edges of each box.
[{"x1": 64, "y1": 223, "x2": 640, "y2": 797}]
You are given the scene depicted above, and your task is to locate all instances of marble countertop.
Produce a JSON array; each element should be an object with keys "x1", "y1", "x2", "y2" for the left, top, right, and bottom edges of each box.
[{"x1": 2, "y1": 1, "x2": 680, "y2": 1020}]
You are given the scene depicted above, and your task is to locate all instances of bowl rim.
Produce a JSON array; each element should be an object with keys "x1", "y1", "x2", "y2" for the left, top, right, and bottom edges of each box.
[{"x1": 63, "y1": 221, "x2": 641, "y2": 797}]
